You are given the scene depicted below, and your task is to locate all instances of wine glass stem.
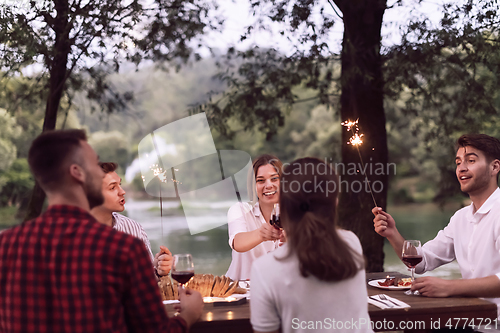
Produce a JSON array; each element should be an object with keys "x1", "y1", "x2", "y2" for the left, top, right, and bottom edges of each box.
[{"x1": 411, "y1": 268, "x2": 415, "y2": 282}]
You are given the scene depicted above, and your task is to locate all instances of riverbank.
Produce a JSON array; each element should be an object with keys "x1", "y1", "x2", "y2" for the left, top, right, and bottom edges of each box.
[{"x1": 0, "y1": 200, "x2": 463, "y2": 278}]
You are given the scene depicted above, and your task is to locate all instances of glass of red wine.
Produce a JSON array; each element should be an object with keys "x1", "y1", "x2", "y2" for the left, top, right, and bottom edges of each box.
[
  {"x1": 402, "y1": 240, "x2": 422, "y2": 295},
  {"x1": 171, "y1": 254, "x2": 194, "y2": 289},
  {"x1": 270, "y1": 203, "x2": 281, "y2": 229}
]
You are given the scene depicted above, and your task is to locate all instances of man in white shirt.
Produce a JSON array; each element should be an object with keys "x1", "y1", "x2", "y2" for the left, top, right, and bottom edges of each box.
[
  {"x1": 373, "y1": 134, "x2": 500, "y2": 311},
  {"x1": 91, "y1": 162, "x2": 173, "y2": 277}
]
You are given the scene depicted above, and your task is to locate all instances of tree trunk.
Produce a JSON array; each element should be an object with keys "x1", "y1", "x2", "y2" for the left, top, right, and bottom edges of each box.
[
  {"x1": 334, "y1": 0, "x2": 387, "y2": 272},
  {"x1": 23, "y1": 0, "x2": 72, "y2": 221}
]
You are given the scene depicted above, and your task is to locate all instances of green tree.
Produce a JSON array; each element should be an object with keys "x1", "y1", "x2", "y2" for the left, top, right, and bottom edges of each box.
[
  {"x1": 0, "y1": 0, "x2": 221, "y2": 219},
  {"x1": 89, "y1": 131, "x2": 131, "y2": 172},
  {"x1": 383, "y1": 0, "x2": 500, "y2": 204},
  {"x1": 196, "y1": 0, "x2": 500, "y2": 271},
  {"x1": 194, "y1": 0, "x2": 388, "y2": 271},
  {"x1": 0, "y1": 109, "x2": 22, "y2": 172},
  {"x1": 0, "y1": 159, "x2": 34, "y2": 208},
  {"x1": 0, "y1": 110, "x2": 33, "y2": 211}
]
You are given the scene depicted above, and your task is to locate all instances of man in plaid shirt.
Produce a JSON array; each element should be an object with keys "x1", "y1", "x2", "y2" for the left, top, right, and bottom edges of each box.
[{"x1": 0, "y1": 129, "x2": 203, "y2": 332}]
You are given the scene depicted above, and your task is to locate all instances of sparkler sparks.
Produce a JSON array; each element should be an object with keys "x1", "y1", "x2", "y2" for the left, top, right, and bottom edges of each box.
[
  {"x1": 341, "y1": 119, "x2": 378, "y2": 207},
  {"x1": 150, "y1": 164, "x2": 182, "y2": 184},
  {"x1": 151, "y1": 164, "x2": 168, "y2": 183},
  {"x1": 341, "y1": 119, "x2": 359, "y2": 132},
  {"x1": 349, "y1": 133, "x2": 364, "y2": 146},
  {"x1": 341, "y1": 119, "x2": 364, "y2": 146}
]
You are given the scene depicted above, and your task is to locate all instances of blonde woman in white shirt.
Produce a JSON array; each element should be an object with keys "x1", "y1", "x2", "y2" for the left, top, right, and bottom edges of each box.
[{"x1": 226, "y1": 154, "x2": 285, "y2": 281}]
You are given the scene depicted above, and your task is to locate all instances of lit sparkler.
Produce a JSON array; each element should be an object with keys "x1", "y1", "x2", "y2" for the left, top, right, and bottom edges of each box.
[
  {"x1": 341, "y1": 119, "x2": 378, "y2": 207},
  {"x1": 150, "y1": 164, "x2": 168, "y2": 241},
  {"x1": 149, "y1": 165, "x2": 182, "y2": 242}
]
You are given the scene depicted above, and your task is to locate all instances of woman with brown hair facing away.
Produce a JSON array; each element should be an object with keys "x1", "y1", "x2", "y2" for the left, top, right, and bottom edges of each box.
[
  {"x1": 226, "y1": 154, "x2": 285, "y2": 281},
  {"x1": 250, "y1": 157, "x2": 373, "y2": 333}
]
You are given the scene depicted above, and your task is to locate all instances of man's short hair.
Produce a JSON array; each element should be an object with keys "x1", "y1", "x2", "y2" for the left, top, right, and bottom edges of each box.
[
  {"x1": 28, "y1": 129, "x2": 87, "y2": 190},
  {"x1": 99, "y1": 162, "x2": 118, "y2": 174},
  {"x1": 457, "y1": 134, "x2": 500, "y2": 162}
]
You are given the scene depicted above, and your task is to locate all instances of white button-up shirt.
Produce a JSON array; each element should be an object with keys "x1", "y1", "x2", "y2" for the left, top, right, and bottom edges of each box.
[
  {"x1": 226, "y1": 202, "x2": 279, "y2": 281},
  {"x1": 416, "y1": 188, "x2": 500, "y2": 315}
]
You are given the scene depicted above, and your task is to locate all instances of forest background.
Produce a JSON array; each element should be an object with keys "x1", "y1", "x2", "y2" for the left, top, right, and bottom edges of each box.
[{"x1": 0, "y1": 0, "x2": 499, "y2": 273}]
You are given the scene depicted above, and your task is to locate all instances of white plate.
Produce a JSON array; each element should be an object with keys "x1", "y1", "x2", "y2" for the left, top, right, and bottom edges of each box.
[
  {"x1": 163, "y1": 293, "x2": 250, "y2": 305},
  {"x1": 368, "y1": 278, "x2": 411, "y2": 290},
  {"x1": 238, "y1": 280, "x2": 250, "y2": 289}
]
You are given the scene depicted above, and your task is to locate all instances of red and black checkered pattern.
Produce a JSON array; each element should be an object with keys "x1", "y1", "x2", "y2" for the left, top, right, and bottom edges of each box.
[{"x1": 0, "y1": 205, "x2": 186, "y2": 333}]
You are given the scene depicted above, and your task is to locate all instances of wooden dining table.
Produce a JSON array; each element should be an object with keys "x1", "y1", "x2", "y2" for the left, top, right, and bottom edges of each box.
[{"x1": 164, "y1": 272, "x2": 498, "y2": 332}]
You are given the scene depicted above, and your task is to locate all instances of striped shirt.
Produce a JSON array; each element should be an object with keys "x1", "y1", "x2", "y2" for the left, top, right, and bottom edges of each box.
[{"x1": 112, "y1": 212, "x2": 154, "y2": 261}]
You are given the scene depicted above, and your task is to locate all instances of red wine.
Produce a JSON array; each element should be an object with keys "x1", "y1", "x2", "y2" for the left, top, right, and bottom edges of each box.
[
  {"x1": 172, "y1": 271, "x2": 194, "y2": 284},
  {"x1": 402, "y1": 255, "x2": 423, "y2": 268},
  {"x1": 270, "y1": 215, "x2": 281, "y2": 229}
]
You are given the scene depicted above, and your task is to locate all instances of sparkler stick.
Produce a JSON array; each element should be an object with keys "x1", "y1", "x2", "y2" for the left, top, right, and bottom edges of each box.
[
  {"x1": 341, "y1": 119, "x2": 378, "y2": 207},
  {"x1": 149, "y1": 132, "x2": 182, "y2": 247},
  {"x1": 151, "y1": 164, "x2": 168, "y2": 241},
  {"x1": 148, "y1": 164, "x2": 182, "y2": 245}
]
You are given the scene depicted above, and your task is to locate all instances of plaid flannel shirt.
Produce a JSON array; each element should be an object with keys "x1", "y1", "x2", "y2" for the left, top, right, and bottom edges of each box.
[{"x1": 0, "y1": 205, "x2": 186, "y2": 333}]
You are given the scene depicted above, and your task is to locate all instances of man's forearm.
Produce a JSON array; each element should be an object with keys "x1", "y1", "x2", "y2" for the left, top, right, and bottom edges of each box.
[
  {"x1": 450, "y1": 275, "x2": 500, "y2": 298},
  {"x1": 387, "y1": 232, "x2": 405, "y2": 260}
]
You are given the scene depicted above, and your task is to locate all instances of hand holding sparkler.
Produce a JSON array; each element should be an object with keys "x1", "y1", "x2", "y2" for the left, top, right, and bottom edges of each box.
[{"x1": 155, "y1": 245, "x2": 173, "y2": 276}]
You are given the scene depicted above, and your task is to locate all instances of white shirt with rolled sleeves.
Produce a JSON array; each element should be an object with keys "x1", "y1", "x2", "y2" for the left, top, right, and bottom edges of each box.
[
  {"x1": 226, "y1": 202, "x2": 279, "y2": 281},
  {"x1": 415, "y1": 188, "x2": 500, "y2": 317}
]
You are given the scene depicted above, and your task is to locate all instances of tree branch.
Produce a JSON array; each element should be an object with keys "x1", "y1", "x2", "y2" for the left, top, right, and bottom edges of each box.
[{"x1": 327, "y1": 0, "x2": 343, "y2": 20}]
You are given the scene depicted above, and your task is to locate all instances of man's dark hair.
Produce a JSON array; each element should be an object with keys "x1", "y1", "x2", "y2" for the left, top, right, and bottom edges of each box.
[
  {"x1": 28, "y1": 129, "x2": 87, "y2": 190},
  {"x1": 99, "y1": 162, "x2": 118, "y2": 174},
  {"x1": 457, "y1": 134, "x2": 500, "y2": 162}
]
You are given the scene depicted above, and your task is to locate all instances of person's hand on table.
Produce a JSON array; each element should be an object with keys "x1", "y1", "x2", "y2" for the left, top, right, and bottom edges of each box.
[
  {"x1": 154, "y1": 245, "x2": 173, "y2": 276},
  {"x1": 259, "y1": 223, "x2": 281, "y2": 242},
  {"x1": 372, "y1": 207, "x2": 397, "y2": 238},
  {"x1": 412, "y1": 276, "x2": 451, "y2": 297},
  {"x1": 174, "y1": 287, "x2": 204, "y2": 329}
]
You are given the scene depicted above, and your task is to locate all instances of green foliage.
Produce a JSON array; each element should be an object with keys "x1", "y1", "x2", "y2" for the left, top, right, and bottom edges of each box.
[
  {"x1": 384, "y1": 0, "x2": 500, "y2": 205},
  {"x1": 131, "y1": 173, "x2": 147, "y2": 194},
  {"x1": 0, "y1": 158, "x2": 34, "y2": 207},
  {"x1": 75, "y1": 59, "x2": 227, "y2": 141},
  {"x1": 205, "y1": 83, "x2": 340, "y2": 163},
  {"x1": 0, "y1": 206, "x2": 21, "y2": 228},
  {"x1": 287, "y1": 104, "x2": 342, "y2": 160},
  {"x1": 1, "y1": 0, "x2": 222, "y2": 219},
  {"x1": 0, "y1": 109, "x2": 22, "y2": 172},
  {"x1": 89, "y1": 131, "x2": 131, "y2": 172},
  {"x1": 191, "y1": 47, "x2": 338, "y2": 140},
  {"x1": 0, "y1": 0, "x2": 221, "y2": 130}
]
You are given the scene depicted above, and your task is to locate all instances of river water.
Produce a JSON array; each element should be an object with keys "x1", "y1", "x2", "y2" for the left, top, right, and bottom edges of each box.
[
  {"x1": 125, "y1": 199, "x2": 462, "y2": 278},
  {"x1": 125, "y1": 199, "x2": 234, "y2": 275}
]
